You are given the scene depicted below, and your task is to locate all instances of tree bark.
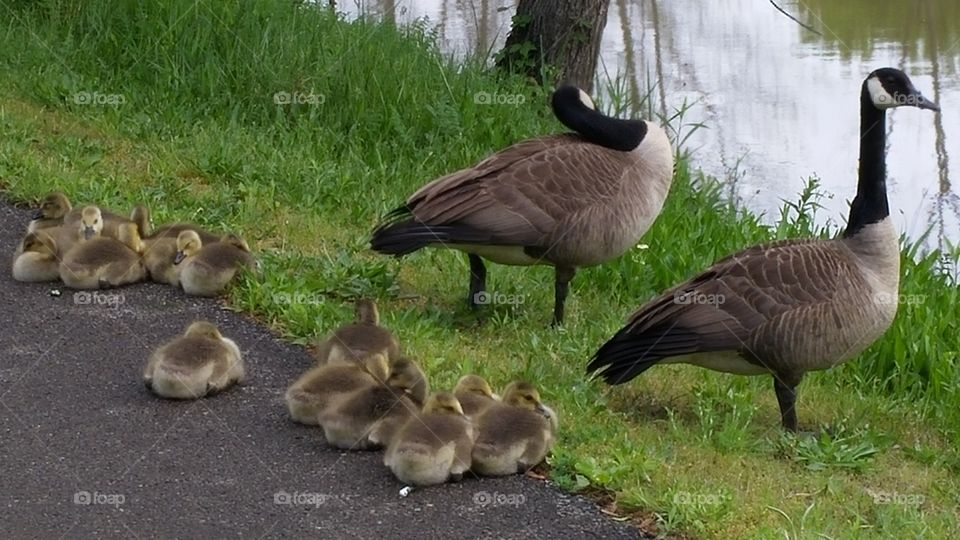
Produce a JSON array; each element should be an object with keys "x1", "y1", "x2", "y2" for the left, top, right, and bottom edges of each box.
[{"x1": 496, "y1": 0, "x2": 610, "y2": 92}]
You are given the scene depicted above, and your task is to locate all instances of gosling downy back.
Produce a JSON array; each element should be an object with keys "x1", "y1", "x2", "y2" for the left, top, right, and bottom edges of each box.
[
  {"x1": 471, "y1": 381, "x2": 556, "y2": 476},
  {"x1": 144, "y1": 321, "x2": 245, "y2": 399},
  {"x1": 59, "y1": 221, "x2": 146, "y2": 289},
  {"x1": 284, "y1": 352, "x2": 389, "y2": 425},
  {"x1": 384, "y1": 392, "x2": 475, "y2": 486},
  {"x1": 587, "y1": 68, "x2": 940, "y2": 432},
  {"x1": 317, "y1": 356, "x2": 429, "y2": 450},
  {"x1": 371, "y1": 86, "x2": 674, "y2": 325},
  {"x1": 178, "y1": 232, "x2": 254, "y2": 296},
  {"x1": 313, "y1": 299, "x2": 402, "y2": 366}
]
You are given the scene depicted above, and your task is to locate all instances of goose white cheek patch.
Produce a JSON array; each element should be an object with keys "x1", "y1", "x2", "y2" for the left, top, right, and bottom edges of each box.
[{"x1": 867, "y1": 77, "x2": 897, "y2": 109}]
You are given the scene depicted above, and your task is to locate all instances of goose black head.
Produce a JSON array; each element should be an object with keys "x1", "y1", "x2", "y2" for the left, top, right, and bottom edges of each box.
[{"x1": 865, "y1": 68, "x2": 939, "y2": 112}]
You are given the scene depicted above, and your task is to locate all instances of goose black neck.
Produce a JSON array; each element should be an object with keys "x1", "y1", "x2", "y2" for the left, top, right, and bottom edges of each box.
[
  {"x1": 844, "y1": 83, "x2": 889, "y2": 238},
  {"x1": 551, "y1": 87, "x2": 647, "y2": 152}
]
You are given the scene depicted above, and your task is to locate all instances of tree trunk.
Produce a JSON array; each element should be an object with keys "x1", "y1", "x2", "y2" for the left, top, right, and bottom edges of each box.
[{"x1": 496, "y1": 0, "x2": 610, "y2": 92}]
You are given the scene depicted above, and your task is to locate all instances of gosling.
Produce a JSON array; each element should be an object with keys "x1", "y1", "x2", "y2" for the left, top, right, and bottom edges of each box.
[
  {"x1": 385, "y1": 392, "x2": 475, "y2": 487},
  {"x1": 471, "y1": 381, "x2": 556, "y2": 476},
  {"x1": 143, "y1": 321, "x2": 245, "y2": 399},
  {"x1": 12, "y1": 231, "x2": 60, "y2": 282},
  {"x1": 453, "y1": 374, "x2": 499, "y2": 418},
  {"x1": 284, "y1": 353, "x2": 389, "y2": 425},
  {"x1": 176, "y1": 231, "x2": 254, "y2": 296},
  {"x1": 314, "y1": 299, "x2": 402, "y2": 366}
]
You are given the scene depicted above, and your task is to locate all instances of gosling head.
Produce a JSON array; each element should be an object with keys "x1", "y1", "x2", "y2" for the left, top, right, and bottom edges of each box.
[
  {"x1": 865, "y1": 68, "x2": 939, "y2": 112},
  {"x1": 360, "y1": 352, "x2": 390, "y2": 383},
  {"x1": 80, "y1": 206, "x2": 103, "y2": 240},
  {"x1": 455, "y1": 375, "x2": 496, "y2": 399},
  {"x1": 220, "y1": 233, "x2": 250, "y2": 252},
  {"x1": 117, "y1": 223, "x2": 143, "y2": 253},
  {"x1": 21, "y1": 231, "x2": 57, "y2": 256},
  {"x1": 174, "y1": 230, "x2": 202, "y2": 265},
  {"x1": 33, "y1": 192, "x2": 71, "y2": 221},
  {"x1": 183, "y1": 321, "x2": 223, "y2": 341},
  {"x1": 502, "y1": 381, "x2": 550, "y2": 419},
  {"x1": 387, "y1": 357, "x2": 429, "y2": 404},
  {"x1": 423, "y1": 392, "x2": 465, "y2": 417}
]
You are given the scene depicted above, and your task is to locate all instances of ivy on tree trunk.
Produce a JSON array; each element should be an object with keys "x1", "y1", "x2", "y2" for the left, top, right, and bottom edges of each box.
[{"x1": 496, "y1": 0, "x2": 610, "y2": 92}]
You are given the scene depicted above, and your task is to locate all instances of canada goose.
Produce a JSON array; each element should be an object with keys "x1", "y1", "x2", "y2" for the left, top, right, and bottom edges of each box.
[
  {"x1": 28, "y1": 192, "x2": 72, "y2": 232},
  {"x1": 471, "y1": 381, "x2": 556, "y2": 476},
  {"x1": 284, "y1": 352, "x2": 390, "y2": 425},
  {"x1": 587, "y1": 68, "x2": 940, "y2": 432},
  {"x1": 144, "y1": 321, "x2": 245, "y2": 399},
  {"x1": 384, "y1": 392, "x2": 475, "y2": 486},
  {"x1": 370, "y1": 86, "x2": 674, "y2": 325},
  {"x1": 313, "y1": 299, "x2": 402, "y2": 366},
  {"x1": 59, "y1": 221, "x2": 147, "y2": 289},
  {"x1": 177, "y1": 232, "x2": 254, "y2": 296},
  {"x1": 12, "y1": 231, "x2": 60, "y2": 282},
  {"x1": 318, "y1": 356, "x2": 429, "y2": 450},
  {"x1": 453, "y1": 374, "x2": 499, "y2": 418}
]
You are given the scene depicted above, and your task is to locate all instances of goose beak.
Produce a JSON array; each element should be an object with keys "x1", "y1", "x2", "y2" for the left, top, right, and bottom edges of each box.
[
  {"x1": 174, "y1": 251, "x2": 186, "y2": 265},
  {"x1": 916, "y1": 94, "x2": 940, "y2": 112},
  {"x1": 535, "y1": 403, "x2": 551, "y2": 419},
  {"x1": 32, "y1": 209, "x2": 44, "y2": 220},
  {"x1": 83, "y1": 227, "x2": 95, "y2": 240}
]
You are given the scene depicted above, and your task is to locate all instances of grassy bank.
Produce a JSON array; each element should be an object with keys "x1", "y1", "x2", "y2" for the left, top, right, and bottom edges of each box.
[{"x1": 1, "y1": 1, "x2": 958, "y2": 538}]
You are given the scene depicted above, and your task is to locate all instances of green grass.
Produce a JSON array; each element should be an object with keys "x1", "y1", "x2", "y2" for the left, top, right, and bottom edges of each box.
[{"x1": 1, "y1": 1, "x2": 959, "y2": 538}]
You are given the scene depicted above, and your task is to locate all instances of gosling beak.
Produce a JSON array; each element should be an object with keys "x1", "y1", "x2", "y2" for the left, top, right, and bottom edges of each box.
[
  {"x1": 83, "y1": 227, "x2": 95, "y2": 240},
  {"x1": 32, "y1": 209, "x2": 44, "y2": 220},
  {"x1": 536, "y1": 403, "x2": 551, "y2": 419},
  {"x1": 174, "y1": 251, "x2": 185, "y2": 265}
]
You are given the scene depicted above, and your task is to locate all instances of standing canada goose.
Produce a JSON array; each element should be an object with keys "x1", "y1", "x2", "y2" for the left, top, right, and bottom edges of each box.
[
  {"x1": 144, "y1": 321, "x2": 245, "y2": 399},
  {"x1": 453, "y1": 374, "x2": 499, "y2": 418},
  {"x1": 471, "y1": 381, "x2": 556, "y2": 476},
  {"x1": 384, "y1": 392, "x2": 475, "y2": 487},
  {"x1": 370, "y1": 86, "x2": 674, "y2": 325},
  {"x1": 587, "y1": 68, "x2": 940, "y2": 432},
  {"x1": 177, "y1": 232, "x2": 254, "y2": 296},
  {"x1": 12, "y1": 231, "x2": 60, "y2": 282},
  {"x1": 284, "y1": 352, "x2": 389, "y2": 425},
  {"x1": 318, "y1": 357, "x2": 429, "y2": 450},
  {"x1": 313, "y1": 299, "x2": 402, "y2": 366},
  {"x1": 27, "y1": 192, "x2": 72, "y2": 232},
  {"x1": 59, "y1": 221, "x2": 147, "y2": 289}
]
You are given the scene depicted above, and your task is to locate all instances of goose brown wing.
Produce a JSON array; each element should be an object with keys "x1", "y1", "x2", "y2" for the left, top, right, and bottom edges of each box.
[{"x1": 588, "y1": 238, "x2": 864, "y2": 383}]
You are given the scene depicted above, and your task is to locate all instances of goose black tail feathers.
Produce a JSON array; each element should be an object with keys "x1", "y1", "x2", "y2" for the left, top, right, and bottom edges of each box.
[
  {"x1": 588, "y1": 325, "x2": 703, "y2": 385},
  {"x1": 370, "y1": 206, "x2": 490, "y2": 256}
]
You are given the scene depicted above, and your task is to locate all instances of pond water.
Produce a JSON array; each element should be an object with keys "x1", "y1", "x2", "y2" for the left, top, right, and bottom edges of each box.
[{"x1": 341, "y1": 0, "x2": 959, "y2": 253}]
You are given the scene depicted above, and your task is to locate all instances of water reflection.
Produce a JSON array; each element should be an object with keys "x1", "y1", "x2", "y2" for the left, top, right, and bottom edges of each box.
[{"x1": 339, "y1": 0, "x2": 959, "y2": 253}]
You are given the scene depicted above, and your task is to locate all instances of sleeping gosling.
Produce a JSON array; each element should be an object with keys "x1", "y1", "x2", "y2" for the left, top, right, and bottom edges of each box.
[
  {"x1": 59, "y1": 221, "x2": 146, "y2": 289},
  {"x1": 285, "y1": 352, "x2": 389, "y2": 425},
  {"x1": 384, "y1": 392, "x2": 475, "y2": 487},
  {"x1": 12, "y1": 231, "x2": 60, "y2": 282},
  {"x1": 471, "y1": 381, "x2": 556, "y2": 476},
  {"x1": 27, "y1": 192, "x2": 72, "y2": 232},
  {"x1": 453, "y1": 374, "x2": 499, "y2": 418},
  {"x1": 176, "y1": 231, "x2": 254, "y2": 296},
  {"x1": 313, "y1": 299, "x2": 402, "y2": 366},
  {"x1": 143, "y1": 321, "x2": 245, "y2": 399},
  {"x1": 318, "y1": 357, "x2": 429, "y2": 450}
]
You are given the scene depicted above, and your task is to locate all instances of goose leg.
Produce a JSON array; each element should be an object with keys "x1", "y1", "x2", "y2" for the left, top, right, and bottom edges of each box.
[
  {"x1": 773, "y1": 375, "x2": 801, "y2": 432},
  {"x1": 552, "y1": 266, "x2": 577, "y2": 326},
  {"x1": 467, "y1": 254, "x2": 487, "y2": 309}
]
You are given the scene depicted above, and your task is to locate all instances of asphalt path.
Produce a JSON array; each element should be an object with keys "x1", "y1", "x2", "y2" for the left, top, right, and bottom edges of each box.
[{"x1": 0, "y1": 199, "x2": 642, "y2": 539}]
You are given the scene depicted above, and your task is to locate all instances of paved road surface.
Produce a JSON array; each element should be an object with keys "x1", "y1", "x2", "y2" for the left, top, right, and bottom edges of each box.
[{"x1": 0, "y1": 199, "x2": 641, "y2": 539}]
